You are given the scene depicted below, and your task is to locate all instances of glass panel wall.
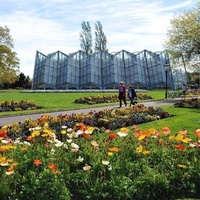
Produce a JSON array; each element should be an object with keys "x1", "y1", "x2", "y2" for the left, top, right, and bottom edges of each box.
[{"x1": 32, "y1": 49, "x2": 188, "y2": 90}]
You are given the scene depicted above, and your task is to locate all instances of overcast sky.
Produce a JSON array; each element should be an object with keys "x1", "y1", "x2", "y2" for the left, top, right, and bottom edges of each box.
[{"x1": 1, "y1": 0, "x2": 199, "y2": 78}]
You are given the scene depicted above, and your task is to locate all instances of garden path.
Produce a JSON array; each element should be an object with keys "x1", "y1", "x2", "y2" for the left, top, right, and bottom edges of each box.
[{"x1": 0, "y1": 98, "x2": 183, "y2": 127}]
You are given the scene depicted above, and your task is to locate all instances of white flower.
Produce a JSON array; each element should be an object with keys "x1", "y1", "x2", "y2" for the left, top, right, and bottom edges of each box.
[
  {"x1": 14, "y1": 140, "x2": 20, "y2": 144},
  {"x1": 62, "y1": 126, "x2": 67, "y2": 129},
  {"x1": 50, "y1": 148, "x2": 55, "y2": 155},
  {"x1": 67, "y1": 139, "x2": 73, "y2": 143},
  {"x1": 1, "y1": 140, "x2": 9, "y2": 144},
  {"x1": 23, "y1": 141, "x2": 31, "y2": 146},
  {"x1": 54, "y1": 139, "x2": 61, "y2": 143},
  {"x1": 102, "y1": 160, "x2": 110, "y2": 165},
  {"x1": 189, "y1": 143, "x2": 196, "y2": 148},
  {"x1": 55, "y1": 141, "x2": 64, "y2": 147},
  {"x1": 63, "y1": 144, "x2": 69, "y2": 149},
  {"x1": 84, "y1": 130, "x2": 93, "y2": 134},
  {"x1": 77, "y1": 156, "x2": 84, "y2": 162},
  {"x1": 73, "y1": 132, "x2": 80, "y2": 138},
  {"x1": 29, "y1": 127, "x2": 41, "y2": 131},
  {"x1": 76, "y1": 130, "x2": 83, "y2": 135},
  {"x1": 67, "y1": 128, "x2": 72, "y2": 132},
  {"x1": 0, "y1": 162, "x2": 9, "y2": 166},
  {"x1": 71, "y1": 143, "x2": 79, "y2": 149},
  {"x1": 117, "y1": 132, "x2": 128, "y2": 137},
  {"x1": 83, "y1": 164, "x2": 91, "y2": 171},
  {"x1": 67, "y1": 133, "x2": 73, "y2": 139},
  {"x1": 108, "y1": 165, "x2": 112, "y2": 171}
]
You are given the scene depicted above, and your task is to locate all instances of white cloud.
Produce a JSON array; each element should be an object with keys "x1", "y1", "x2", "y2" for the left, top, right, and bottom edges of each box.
[{"x1": 0, "y1": 0, "x2": 198, "y2": 78}]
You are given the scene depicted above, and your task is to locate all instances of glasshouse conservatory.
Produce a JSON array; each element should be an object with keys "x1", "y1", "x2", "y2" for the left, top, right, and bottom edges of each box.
[{"x1": 31, "y1": 49, "x2": 188, "y2": 90}]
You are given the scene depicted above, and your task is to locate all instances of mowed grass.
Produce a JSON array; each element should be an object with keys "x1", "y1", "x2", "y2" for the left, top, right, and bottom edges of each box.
[
  {"x1": 0, "y1": 90, "x2": 118, "y2": 116},
  {"x1": 137, "y1": 105, "x2": 200, "y2": 135},
  {"x1": 0, "y1": 89, "x2": 199, "y2": 134},
  {"x1": 0, "y1": 89, "x2": 165, "y2": 116}
]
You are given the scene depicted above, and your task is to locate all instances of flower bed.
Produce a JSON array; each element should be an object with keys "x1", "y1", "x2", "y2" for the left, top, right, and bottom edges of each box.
[
  {"x1": 174, "y1": 98, "x2": 200, "y2": 108},
  {"x1": 3, "y1": 104, "x2": 170, "y2": 140},
  {"x1": 0, "y1": 120, "x2": 200, "y2": 199},
  {"x1": 0, "y1": 103, "x2": 199, "y2": 199},
  {"x1": 74, "y1": 93, "x2": 153, "y2": 104},
  {"x1": 0, "y1": 100, "x2": 44, "y2": 112}
]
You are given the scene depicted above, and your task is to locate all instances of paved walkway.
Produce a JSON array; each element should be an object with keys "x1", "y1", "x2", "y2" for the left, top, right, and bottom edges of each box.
[{"x1": 0, "y1": 98, "x2": 182, "y2": 127}]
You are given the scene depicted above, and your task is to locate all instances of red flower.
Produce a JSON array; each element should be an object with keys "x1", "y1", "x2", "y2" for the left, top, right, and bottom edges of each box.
[
  {"x1": 0, "y1": 130, "x2": 7, "y2": 137},
  {"x1": 175, "y1": 144, "x2": 186, "y2": 151},
  {"x1": 109, "y1": 133, "x2": 119, "y2": 140}
]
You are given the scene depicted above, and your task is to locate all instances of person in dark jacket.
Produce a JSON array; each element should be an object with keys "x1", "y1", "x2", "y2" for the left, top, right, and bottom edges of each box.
[
  {"x1": 128, "y1": 85, "x2": 137, "y2": 107},
  {"x1": 118, "y1": 81, "x2": 127, "y2": 108}
]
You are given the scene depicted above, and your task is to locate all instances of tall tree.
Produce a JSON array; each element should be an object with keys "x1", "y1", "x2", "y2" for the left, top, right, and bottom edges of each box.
[
  {"x1": 80, "y1": 21, "x2": 93, "y2": 54},
  {"x1": 94, "y1": 21, "x2": 107, "y2": 52},
  {"x1": 0, "y1": 26, "x2": 20, "y2": 84},
  {"x1": 164, "y1": 2, "x2": 200, "y2": 71}
]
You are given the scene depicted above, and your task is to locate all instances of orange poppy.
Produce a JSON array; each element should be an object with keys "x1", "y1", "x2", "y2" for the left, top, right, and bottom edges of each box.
[
  {"x1": 40, "y1": 115, "x2": 47, "y2": 122},
  {"x1": 48, "y1": 163, "x2": 57, "y2": 170},
  {"x1": 82, "y1": 133, "x2": 90, "y2": 140},
  {"x1": 194, "y1": 129, "x2": 200, "y2": 138},
  {"x1": 0, "y1": 130, "x2": 7, "y2": 137},
  {"x1": 21, "y1": 147, "x2": 28, "y2": 151},
  {"x1": 109, "y1": 133, "x2": 119, "y2": 140},
  {"x1": 0, "y1": 146, "x2": 7, "y2": 153},
  {"x1": 162, "y1": 127, "x2": 170, "y2": 135},
  {"x1": 27, "y1": 135, "x2": 33, "y2": 141},
  {"x1": 108, "y1": 147, "x2": 119, "y2": 152},
  {"x1": 54, "y1": 169, "x2": 60, "y2": 174},
  {"x1": 33, "y1": 159, "x2": 42, "y2": 166},
  {"x1": 175, "y1": 144, "x2": 186, "y2": 151}
]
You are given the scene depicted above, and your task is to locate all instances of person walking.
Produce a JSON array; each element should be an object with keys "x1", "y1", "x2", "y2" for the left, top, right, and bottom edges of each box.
[
  {"x1": 182, "y1": 83, "x2": 187, "y2": 99},
  {"x1": 118, "y1": 81, "x2": 127, "y2": 108},
  {"x1": 128, "y1": 85, "x2": 137, "y2": 107}
]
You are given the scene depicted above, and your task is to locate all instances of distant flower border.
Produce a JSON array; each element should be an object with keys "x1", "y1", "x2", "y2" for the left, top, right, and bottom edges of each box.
[
  {"x1": 0, "y1": 100, "x2": 44, "y2": 112},
  {"x1": 174, "y1": 98, "x2": 200, "y2": 108}
]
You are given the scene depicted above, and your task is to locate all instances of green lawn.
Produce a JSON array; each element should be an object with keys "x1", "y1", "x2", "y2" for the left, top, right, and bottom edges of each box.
[
  {"x1": 0, "y1": 89, "x2": 199, "y2": 134},
  {"x1": 0, "y1": 89, "x2": 165, "y2": 116},
  {"x1": 136, "y1": 105, "x2": 200, "y2": 135}
]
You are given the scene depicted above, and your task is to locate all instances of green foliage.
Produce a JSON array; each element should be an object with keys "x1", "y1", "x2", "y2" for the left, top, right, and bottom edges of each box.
[
  {"x1": 0, "y1": 26, "x2": 19, "y2": 84},
  {"x1": 80, "y1": 21, "x2": 93, "y2": 54},
  {"x1": 94, "y1": 21, "x2": 107, "y2": 52},
  {"x1": 164, "y1": 2, "x2": 200, "y2": 72}
]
